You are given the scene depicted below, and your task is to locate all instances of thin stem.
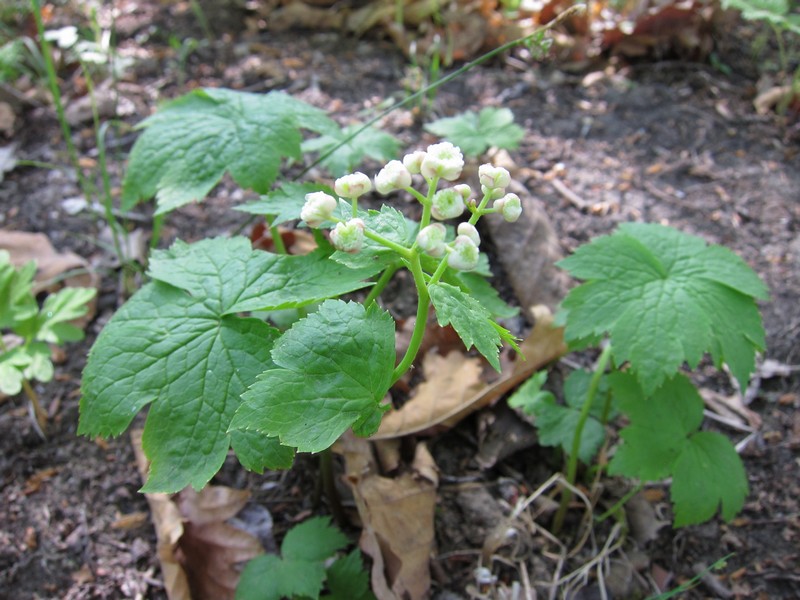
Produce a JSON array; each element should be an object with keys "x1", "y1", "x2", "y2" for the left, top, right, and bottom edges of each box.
[
  {"x1": 553, "y1": 343, "x2": 614, "y2": 534},
  {"x1": 297, "y1": 4, "x2": 585, "y2": 179},
  {"x1": 427, "y1": 255, "x2": 449, "y2": 286},
  {"x1": 319, "y1": 448, "x2": 346, "y2": 527},
  {"x1": 391, "y1": 253, "x2": 429, "y2": 383},
  {"x1": 595, "y1": 483, "x2": 643, "y2": 523},
  {"x1": 150, "y1": 213, "x2": 165, "y2": 250},
  {"x1": 265, "y1": 215, "x2": 287, "y2": 254},
  {"x1": 30, "y1": 0, "x2": 91, "y2": 198},
  {"x1": 362, "y1": 228, "x2": 413, "y2": 259},
  {"x1": 363, "y1": 263, "x2": 400, "y2": 307},
  {"x1": 22, "y1": 379, "x2": 47, "y2": 439},
  {"x1": 468, "y1": 194, "x2": 491, "y2": 226}
]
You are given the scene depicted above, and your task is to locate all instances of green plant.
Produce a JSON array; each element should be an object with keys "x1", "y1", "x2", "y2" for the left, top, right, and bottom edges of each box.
[
  {"x1": 509, "y1": 223, "x2": 767, "y2": 529},
  {"x1": 424, "y1": 107, "x2": 525, "y2": 156},
  {"x1": 0, "y1": 250, "x2": 96, "y2": 436},
  {"x1": 235, "y1": 516, "x2": 374, "y2": 600},
  {"x1": 79, "y1": 139, "x2": 522, "y2": 492}
]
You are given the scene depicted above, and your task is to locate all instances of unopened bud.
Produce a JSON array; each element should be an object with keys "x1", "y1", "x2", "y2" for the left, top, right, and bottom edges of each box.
[
  {"x1": 402, "y1": 150, "x2": 427, "y2": 174},
  {"x1": 416, "y1": 223, "x2": 447, "y2": 257},
  {"x1": 330, "y1": 218, "x2": 365, "y2": 253},
  {"x1": 420, "y1": 142, "x2": 464, "y2": 181},
  {"x1": 334, "y1": 172, "x2": 372, "y2": 199},
  {"x1": 447, "y1": 235, "x2": 480, "y2": 271},
  {"x1": 496, "y1": 193, "x2": 522, "y2": 223},
  {"x1": 375, "y1": 160, "x2": 413, "y2": 194},
  {"x1": 431, "y1": 188, "x2": 466, "y2": 221},
  {"x1": 301, "y1": 192, "x2": 337, "y2": 228},
  {"x1": 478, "y1": 164, "x2": 511, "y2": 190},
  {"x1": 457, "y1": 222, "x2": 480, "y2": 246}
]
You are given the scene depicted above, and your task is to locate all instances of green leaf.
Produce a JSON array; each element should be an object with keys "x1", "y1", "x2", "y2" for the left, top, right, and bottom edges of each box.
[
  {"x1": 608, "y1": 372, "x2": 703, "y2": 481},
  {"x1": 22, "y1": 342, "x2": 54, "y2": 383},
  {"x1": 508, "y1": 370, "x2": 555, "y2": 415},
  {"x1": 234, "y1": 182, "x2": 332, "y2": 226},
  {"x1": 147, "y1": 236, "x2": 380, "y2": 313},
  {"x1": 429, "y1": 282, "x2": 508, "y2": 371},
  {"x1": 122, "y1": 88, "x2": 336, "y2": 214},
  {"x1": 456, "y1": 272, "x2": 519, "y2": 319},
  {"x1": 0, "y1": 251, "x2": 38, "y2": 330},
  {"x1": 29, "y1": 287, "x2": 96, "y2": 343},
  {"x1": 301, "y1": 123, "x2": 400, "y2": 177},
  {"x1": 330, "y1": 204, "x2": 411, "y2": 270},
  {"x1": 231, "y1": 300, "x2": 395, "y2": 453},
  {"x1": 281, "y1": 515, "x2": 349, "y2": 561},
  {"x1": 80, "y1": 283, "x2": 282, "y2": 493},
  {"x1": 721, "y1": 0, "x2": 800, "y2": 32},
  {"x1": 324, "y1": 550, "x2": 376, "y2": 600},
  {"x1": 0, "y1": 347, "x2": 28, "y2": 395},
  {"x1": 235, "y1": 517, "x2": 349, "y2": 600},
  {"x1": 424, "y1": 107, "x2": 525, "y2": 156},
  {"x1": 557, "y1": 223, "x2": 768, "y2": 394},
  {"x1": 671, "y1": 431, "x2": 749, "y2": 526}
]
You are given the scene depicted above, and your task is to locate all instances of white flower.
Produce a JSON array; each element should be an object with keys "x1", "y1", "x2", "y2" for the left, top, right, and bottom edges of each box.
[
  {"x1": 457, "y1": 222, "x2": 480, "y2": 246},
  {"x1": 334, "y1": 172, "x2": 372, "y2": 199},
  {"x1": 431, "y1": 188, "x2": 466, "y2": 221},
  {"x1": 416, "y1": 223, "x2": 447, "y2": 257},
  {"x1": 375, "y1": 160, "x2": 413, "y2": 195},
  {"x1": 447, "y1": 235, "x2": 480, "y2": 271},
  {"x1": 494, "y1": 193, "x2": 522, "y2": 223},
  {"x1": 421, "y1": 142, "x2": 464, "y2": 181},
  {"x1": 301, "y1": 191, "x2": 337, "y2": 228},
  {"x1": 402, "y1": 150, "x2": 427, "y2": 174},
  {"x1": 330, "y1": 218, "x2": 366, "y2": 254},
  {"x1": 478, "y1": 164, "x2": 511, "y2": 190}
]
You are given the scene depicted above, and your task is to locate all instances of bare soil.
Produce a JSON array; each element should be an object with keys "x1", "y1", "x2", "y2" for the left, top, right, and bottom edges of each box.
[{"x1": 1, "y1": 4, "x2": 799, "y2": 599}]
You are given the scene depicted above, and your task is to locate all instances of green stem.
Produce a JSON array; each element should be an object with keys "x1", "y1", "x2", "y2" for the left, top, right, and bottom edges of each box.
[
  {"x1": 297, "y1": 4, "x2": 585, "y2": 178},
  {"x1": 595, "y1": 483, "x2": 643, "y2": 523},
  {"x1": 265, "y1": 215, "x2": 287, "y2": 254},
  {"x1": 22, "y1": 378, "x2": 47, "y2": 438},
  {"x1": 427, "y1": 255, "x2": 449, "y2": 286},
  {"x1": 16, "y1": 159, "x2": 67, "y2": 171},
  {"x1": 363, "y1": 263, "x2": 400, "y2": 307},
  {"x1": 553, "y1": 343, "x2": 614, "y2": 534},
  {"x1": 30, "y1": 0, "x2": 91, "y2": 199},
  {"x1": 150, "y1": 213, "x2": 165, "y2": 250},
  {"x1": 391, "y1": 253, "x2": 429, "y2": 383},
  {"x1": 362, "y1": 228, "x2": 413, "y2": 259},
  {"x1": 319, "y1": 448, "x2": 346, "y2": 527}
]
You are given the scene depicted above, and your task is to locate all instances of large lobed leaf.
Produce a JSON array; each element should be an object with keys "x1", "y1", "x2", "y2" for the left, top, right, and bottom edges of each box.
[
  {"x1": 557, "y1": 223, "x2": 768, "y2": 395},
  {"x1": 122, "y1": 88, "x2": 337, "y2": 214},
  {"x1": 79, "y1": 237, "x2": 377, "y2": 492},
  {"x1": 608, "y1": 372, "x2": 748, "y2": 526},
  {"x1": 230, "y1": 300, "x2": 396, "y2": 453}
]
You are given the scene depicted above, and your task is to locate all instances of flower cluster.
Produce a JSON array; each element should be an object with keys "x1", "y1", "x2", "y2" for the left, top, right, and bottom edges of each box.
[{"x1": 299, "y1": 141, "x2": 523, "y2": 270}]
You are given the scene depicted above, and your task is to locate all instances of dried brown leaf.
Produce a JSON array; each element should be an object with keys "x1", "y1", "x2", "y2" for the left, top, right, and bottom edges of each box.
[
  {"x1": 375, "y1": 306, "x2": 567, "y2": 439},
  {"x1": 339, "y1": 434, "x2": 438, "y2": 600}
]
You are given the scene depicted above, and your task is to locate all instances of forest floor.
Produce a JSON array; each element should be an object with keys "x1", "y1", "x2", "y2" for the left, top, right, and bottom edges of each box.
[{"x1": 1, "y1": 2, "x2": 799, "y2": 599}]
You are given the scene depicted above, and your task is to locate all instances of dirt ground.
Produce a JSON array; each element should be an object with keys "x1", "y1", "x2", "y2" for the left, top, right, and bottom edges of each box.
[{"x1": 1, "y1": 3, "x2": 799, "y2": 599}]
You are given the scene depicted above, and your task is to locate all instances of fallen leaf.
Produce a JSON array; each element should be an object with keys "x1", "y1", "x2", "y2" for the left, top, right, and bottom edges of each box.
[
  {"x1": 374, "y1": 305, "x2": 567, "y2": 439},
  {"x1": 23, "y1": 467, "x2": 60, "y2": 495},
  {"x1": 625, "y1": 492, "x2": 669, "y2": 545},
  {"x1": 376, "y1": 350, "x2": 484, "y2": 438},
  {"x1": 0, "y1": 143, "x2": 17, "y2": 181},
  {"x1": 338, "y1": 434, "x2": 438, "y2": 600},
  {"x1": 111, "y1": 512, "x2": 149, "y2": 530},
  {"x1": 132, "y1": 429, "x2": 192, "y2": 600}
]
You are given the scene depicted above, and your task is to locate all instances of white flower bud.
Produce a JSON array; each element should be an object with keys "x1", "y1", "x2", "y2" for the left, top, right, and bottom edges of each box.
[
  {"x1": 402, "y1": 150, "x2": 427, "y2": 174},
  {"x1": 478, "y1": 164, "x2": 511, "y2": 190},
  {"x1": 447, "y1": 235, "x2": 480, "y2": 271},
  {"x1": 497, "y1": 193, "x2": 522, "y2": 222},
  {"x1": 416, "y1": 223, "x2": 447, "y2": 257},
  {"x1": 375, "y1": 160, "x2": 413, "y2": 195},
  {"x1": 301, "y1": 191, "x2": 337, "y2": 228},
  {"x1": 457, "y1": 222, "x2": 480, "y2": 246},
  {"x1": 431, "y1": 188, "x2": 466, "y2": 221},
  {"x1": 453, "y1": 184, "x2": 472, "y2": 201},
  {"x1": 330, "y1": 218, "x2": 365, "y2": 253},
  {"x1": 421, "y1": 142, "x2": 464, "y2": 181},
  {"x1": 334, "y1": 172, "x2": 372, "y2": 199},
  {"x1": 481, "y1": 184, "x2": 506, "y2": 200}
]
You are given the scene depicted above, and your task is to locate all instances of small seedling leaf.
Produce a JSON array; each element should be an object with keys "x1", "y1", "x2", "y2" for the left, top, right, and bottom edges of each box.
[
  {"x1": 557, "y1": 223, "x2": 768, "y2": 394},
  {"x1": 424, "y1": 107, "x2": 524, "y2": 156},
  {"x1": 324, "y1": 550, "x2": 376, "y2": 600},
  {"x1": 429, "y1": 282, "x2": 508, "y2": 371},
  {"x1": 122, "y1": 88, "x2": 336, "y2": 214},
  {"x1": 231, "y1": 300, "x2": 395, "y2": 453}
]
